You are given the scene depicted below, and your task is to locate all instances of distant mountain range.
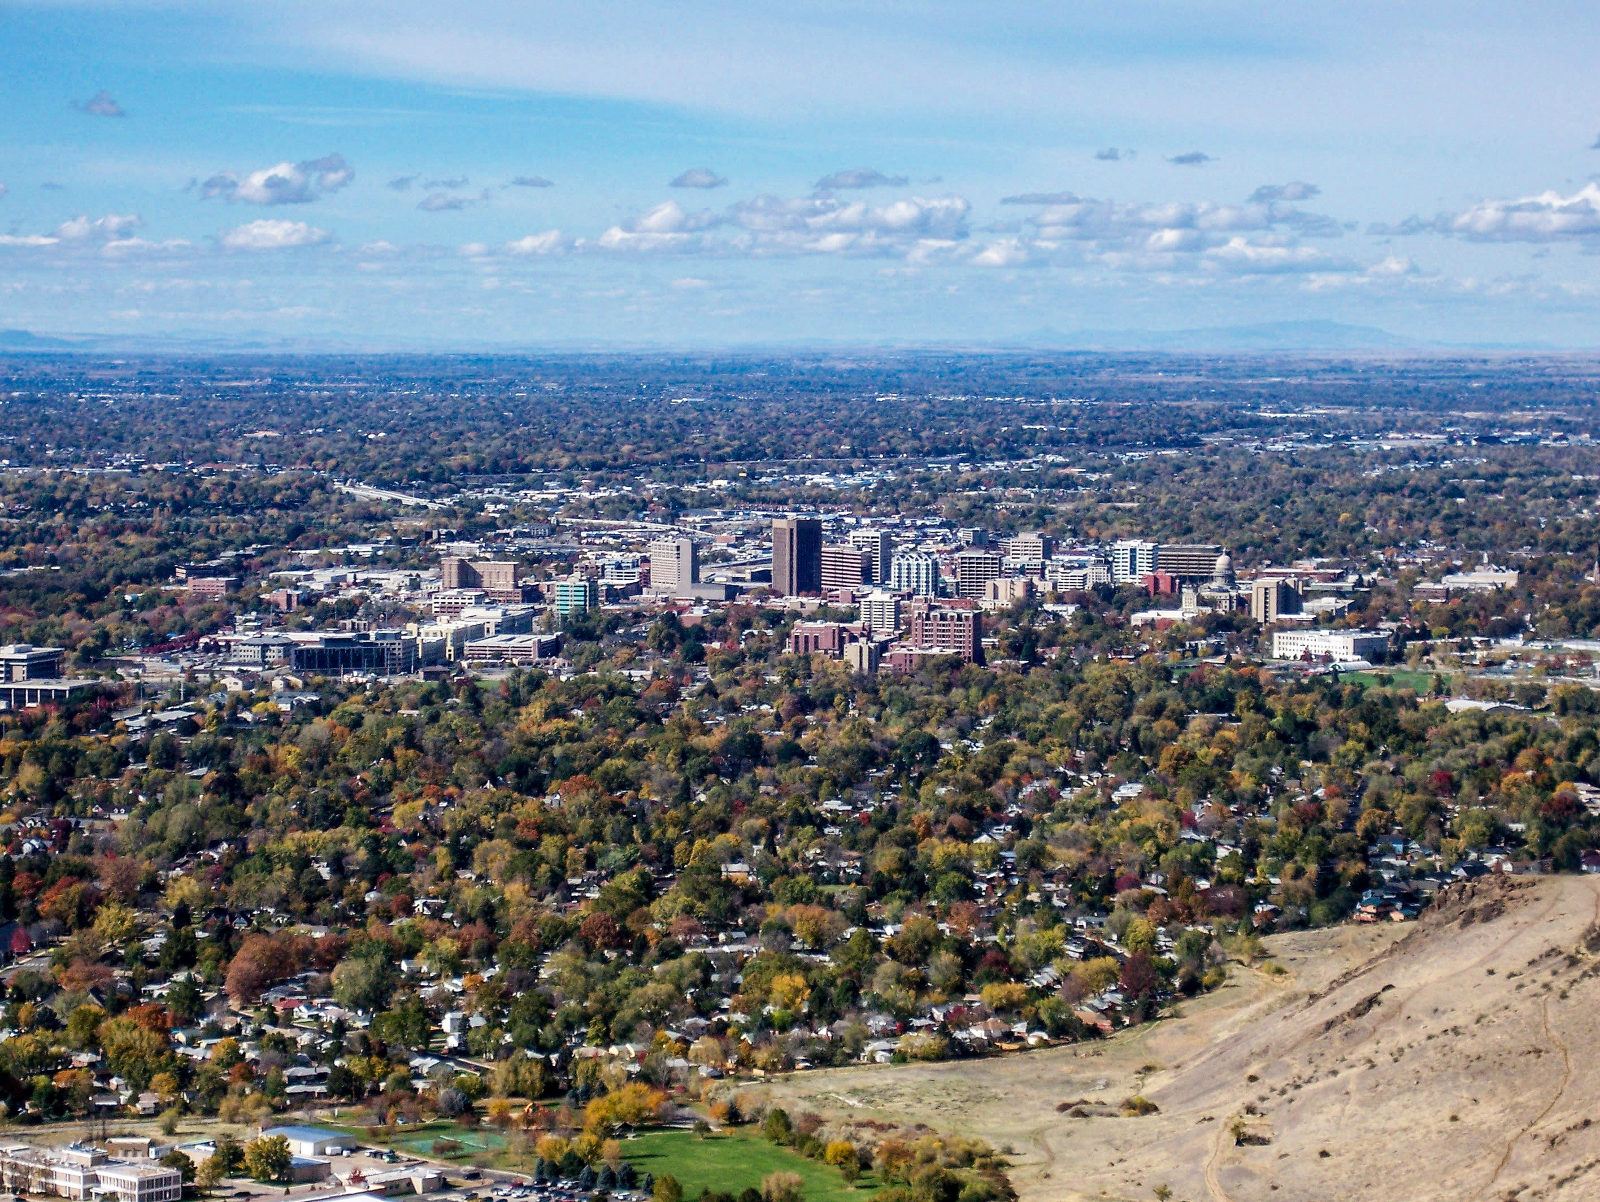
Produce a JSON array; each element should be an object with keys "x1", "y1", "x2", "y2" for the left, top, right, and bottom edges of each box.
[
  {"x1": 0, "y1": 328, "x2": 86, "y2": 351},
  {"x1": 0, "y1": 321, "x2": 1570, "y2": 355}
]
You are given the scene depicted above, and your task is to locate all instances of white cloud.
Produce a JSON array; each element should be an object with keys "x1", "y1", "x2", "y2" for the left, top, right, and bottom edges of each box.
[
  {"x1": 101, "y1": 237, "x2": 192, "y2": 257},
  {"x1": 202, "y1": 154, "x2": 353, "y2": 204},
  {"x1": 505, "y1": 230, "x2": 567, "y2": 255},
  {"x1": 581, "y1": 191, "x2": 971, "y2": 258},
  {"x1": 1017, "y1": 190, "x2": 1340, "y2": 252},
  {"x1": 219, "y1": 219, "x2": 330, "y2": 250},
  {"x1": 1202, "y1": 235, "x2": 1354, "y2": 274},
  {"x1": 971, "y1": 239, "x2": 1035, "y2": 268},
  {"x1": 54, "y1": 214, "x2": 142, "y2": 242},
  {"x1": 0, "y1": 234, "x2": 58, "y2": 248},
  {"x1": 670, "y1": 168, "x2": 727, "y2": 189},
  {"x1": 1433, "y1": 182, "x2": 1600, "y2": 242},
  {"x1": 1366, "y1": 254, "x2": 1418, "y2": 277}
]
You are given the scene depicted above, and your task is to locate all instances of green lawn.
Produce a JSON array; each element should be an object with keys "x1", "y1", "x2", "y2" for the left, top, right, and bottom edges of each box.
[
  {"x1": 319, "y1": 1115, "x2": 513, "y2": 1161},
  {"x1": 622, "y1": 1129, "x2": 877, "y2": 1202},
  {"x1": 1345, "y1": 668, "x2": 1443, "y2": 692}
]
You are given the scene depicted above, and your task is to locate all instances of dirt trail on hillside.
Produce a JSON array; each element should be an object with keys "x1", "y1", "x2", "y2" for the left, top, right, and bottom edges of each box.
[{"x1": 756, "y1": 875, "x2": 1600, "y2": 1202}]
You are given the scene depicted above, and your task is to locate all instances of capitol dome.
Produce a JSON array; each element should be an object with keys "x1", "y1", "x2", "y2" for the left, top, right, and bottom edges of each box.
[{"x1": 1212, "y1": 550, "x2": 1235, "y2": 586}]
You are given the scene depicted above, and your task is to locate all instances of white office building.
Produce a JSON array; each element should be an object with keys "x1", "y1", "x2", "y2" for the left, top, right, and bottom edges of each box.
[
  {"x1": 1110, "y1": 540, "x2": 1157, "y2": 584},
  {"x1": 859, "y1": 590, "x2": 902, "y2": 636},
  {"x1": 847, "y1": 529, "x2": 894, "y2": 585},
  {"x1": 888, "y1": 551, "x2": 941, "y2": 597},
  {"x1": 1271, "y1": 629, "x2": 1389, "y2": 663},
  {"x1": 648, "y1": 536, "x2": 699, "y2": 597},
  {"x1": 1045, "y1": 556, "x2": 1113, "y2": 592}
]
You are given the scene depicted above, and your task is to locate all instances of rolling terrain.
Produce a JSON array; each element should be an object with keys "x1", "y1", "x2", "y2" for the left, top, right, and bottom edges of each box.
[{"x1": 756, "y1": 874, "x2": 1600, "y2": 1202}]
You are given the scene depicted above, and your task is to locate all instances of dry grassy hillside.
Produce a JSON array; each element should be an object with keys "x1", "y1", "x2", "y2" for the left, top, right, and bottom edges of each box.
[{"x1": 754, "y1": 874, "x2": 1600, "y2": 1202}]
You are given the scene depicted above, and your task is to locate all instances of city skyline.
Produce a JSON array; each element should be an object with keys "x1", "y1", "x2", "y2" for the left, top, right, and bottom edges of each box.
[{"x1": 6, "y1": 2, "x2": 1600, "y2": 348}]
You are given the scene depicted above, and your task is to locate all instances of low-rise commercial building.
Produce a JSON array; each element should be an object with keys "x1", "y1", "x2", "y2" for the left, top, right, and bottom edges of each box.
[
  {"x1": 1271, "y1": 628, "x2": 1389, "y2": 663},
  {"x1": 0, "y1": 1144, "x2": 182, "y2": 1202}
]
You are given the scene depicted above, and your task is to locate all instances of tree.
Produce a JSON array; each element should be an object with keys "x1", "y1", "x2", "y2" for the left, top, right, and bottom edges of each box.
[
  {"x1": 161, "y1": 1150, "x2": 196, "y2": 1185},
  {"x1": 211, "y1": 1134, "x2": 243, "y2": 1176},
  {"x1": 653, "y1": 1175, "x2": 683, "y2": 1202},
  {"x1": 333, "y1": 951, "x2": 398, "y2": 1013},
  {"x1": 760, "y1": 1107, "x2": 794, "y2": 1146},
  {"x1": 242, "y1": 1136, "x2": 291, "y2": 1183},
  {"x1": 196, "y1": 1155, "x2": 226, "y2": 1193}
]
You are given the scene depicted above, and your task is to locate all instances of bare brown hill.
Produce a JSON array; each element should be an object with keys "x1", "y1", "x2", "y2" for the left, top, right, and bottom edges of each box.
[{"x1": 755, "y1": 874, "x2": 1600, "y2": 1202}]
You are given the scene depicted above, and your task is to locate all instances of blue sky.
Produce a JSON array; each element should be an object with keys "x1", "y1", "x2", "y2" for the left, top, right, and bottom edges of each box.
[{"x1": 4, "y1": 1, "x2": 1600, "y2": 347}]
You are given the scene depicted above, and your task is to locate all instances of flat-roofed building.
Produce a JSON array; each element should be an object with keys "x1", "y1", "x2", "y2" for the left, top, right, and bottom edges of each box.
[
  {"x1": 773, "y1": 517, "x2": 822, "y2": 596},
  {"x1": 982, "y1": 576, "x2": 1034, "y2": 608},
  {"x1": 1154, "y1": 543, "x2": 1224, "y2": 581},
  {"x1": 463, "y1": 633, "x2": 562, "y2": 664},
  {"x1": 1045, "y1": 556, "x2": 1112, "y2": 592},
  {"x1": 953, "y1": 549, "x2": 1003, "y2": 599},
  {"x1": 184, "y1": 575, "x2": 239, "y2": 601},
  {"x1": 261, "y1": 1126, "x2": 357, "y2": 1159},
  {"x1": 820, "y1": 543, "x2": 871, "y2": 592},
  {"x1": 648, "y1": 536, "x2": 699, "y2": 597},
  {"x1": 847, "y1": 529, "x2": 893, "y2": 584},
  {"x1": 551, "y1": 575, "x2": 599, "y2": 618},
  {"x1": 0, "y1": 1144, "x2": 182, "y2": 1202},
  {"x1": 787, "y1": 622, "x2": 854, "y2": 656},
  {"x1": 1272, "y1": 628, "x2": 1388, "y2": 663},
  {"x1": 1004, "y1": 532, "x2": 1053, "y2": 574},
  {"x1": 0, "y1": 644, "x2": 65, "y2": 681},
  {"x1": 441, "y1": 557, "x2": 526, "y2": 602},
  {"x1": 1251, "y1": 577, "x2": 1303, "y2": 623},
  {"x1": 859, "y1": 590, "x2": 902, "y2": 636},
  {"x1": 1110, "y1": 540, "x2": 1157, "y2": 584},
  {"x1": 905, "y1": 601, "x2": 983, "y2": 664},
  {"x1": 286, "y1": 631, "x2": 417, "y2": 678}
]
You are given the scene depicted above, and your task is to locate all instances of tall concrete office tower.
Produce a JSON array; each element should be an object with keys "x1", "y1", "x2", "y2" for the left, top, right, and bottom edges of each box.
[
  {"x1": 648, "y1": 536, "x2": 699, "y2": 598},
  {"x1": 773, "y1": 517, "x2": 822, "y2": 595}
]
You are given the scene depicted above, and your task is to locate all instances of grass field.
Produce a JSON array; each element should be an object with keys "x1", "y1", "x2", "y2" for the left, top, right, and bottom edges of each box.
[
  {"x1": 320, "y1": 1115, "x2": 514, "y2": 1162},
  {"x1": 621, "y1": 1129, "x2": 877, "y2": 1202},
  {"x1": 1345, "y1": 668, "x2": 1442, "y2": 692}
]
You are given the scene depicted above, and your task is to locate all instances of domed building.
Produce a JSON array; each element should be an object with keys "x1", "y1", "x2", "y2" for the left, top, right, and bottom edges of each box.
[{"x1": 1211, "y1": 549, "x2": 1236, "y2": 589}]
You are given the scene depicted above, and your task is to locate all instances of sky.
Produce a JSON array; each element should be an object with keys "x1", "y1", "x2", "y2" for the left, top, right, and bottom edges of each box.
[{"x1": 5, "y1": 1, "x2": 1600, "y2": 349}]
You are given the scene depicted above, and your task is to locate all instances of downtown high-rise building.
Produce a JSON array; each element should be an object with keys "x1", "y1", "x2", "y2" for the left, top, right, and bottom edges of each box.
[
  {"x1": 1110, "y1": 540, "x2": 1157, "y2": 584},
  {"x1": 821, "y1": 543, "x2": 872, "y2": 591},
  {"x1": 859, "y1": 590, "x2": 902, "y2": 635},
  {"x1": 953, "y1": 548, "x2": 1004, "y2": 599},
  {"x1": 1004, "y1": 532, "x2": 1053, "y2": 574},
  {"x1": 648, "y1": 536, "x2": 699, "y2": 598},
  {"x1": 1250, "y1": 577, "x2": 1303, "y2": 623},
  {"x1": 847, "y1": 529, "x2": 894, "y2": 584},
  {"x1": 888, "y1": 550, "x2": 941, "y2": 596},
  {"x1": 772, "y1": 517, "x2": 822, "y2": 596}
]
